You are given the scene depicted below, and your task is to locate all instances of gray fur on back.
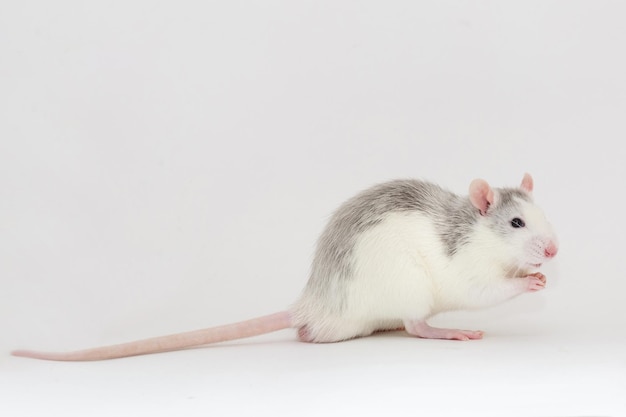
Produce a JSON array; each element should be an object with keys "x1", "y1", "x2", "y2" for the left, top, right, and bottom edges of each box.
[{"x1": 306, "y1": 180, "x2": 476, "y2": 293}]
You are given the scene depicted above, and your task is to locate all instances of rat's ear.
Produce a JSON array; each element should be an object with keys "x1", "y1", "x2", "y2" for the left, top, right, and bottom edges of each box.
[
  {"x1": 521, "y1": 173, "x2": 534, "y2": 193},
  {"x1": 469, "y1": 179, "x2": 495, "y2": 216}
]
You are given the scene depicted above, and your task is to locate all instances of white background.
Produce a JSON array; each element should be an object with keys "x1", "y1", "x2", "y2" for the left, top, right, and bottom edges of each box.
[{"x1": 1, "y1": 1, "x2": 625, "y2": 416}]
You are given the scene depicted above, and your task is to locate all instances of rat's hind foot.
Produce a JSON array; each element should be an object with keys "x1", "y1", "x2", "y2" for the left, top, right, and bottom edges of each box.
[
  {"x1": 403, "y1": 320, "x2": 484, "y2": 341},
  {"x1": 297, "y1": 326, "x2": 313, "y2": 342}
]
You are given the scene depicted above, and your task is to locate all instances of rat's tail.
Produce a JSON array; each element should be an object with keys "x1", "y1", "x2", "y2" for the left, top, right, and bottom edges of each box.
[{"x1": 11, "y1": 311, "x2": 292, "y2": 361}]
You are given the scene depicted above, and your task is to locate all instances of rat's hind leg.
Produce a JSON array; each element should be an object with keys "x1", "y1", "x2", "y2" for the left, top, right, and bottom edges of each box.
[
  {"x1": 295, "y1": 316, "x2": 378, "y2": 343},
  {"x1": 403, "y1": 319, "x2": 484, "y2": 341}
]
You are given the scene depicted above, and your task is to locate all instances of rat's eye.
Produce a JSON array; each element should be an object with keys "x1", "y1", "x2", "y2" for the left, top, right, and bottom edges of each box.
[{"x1": 511, "y1": 218, "x2": 525, "y2": 228}]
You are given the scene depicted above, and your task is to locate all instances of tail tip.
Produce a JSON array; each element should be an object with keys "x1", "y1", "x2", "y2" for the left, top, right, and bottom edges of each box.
[
  {"x1": 11, "y1": 350, "x2": 33, "y2": 358},
  {"x1": 11, "y1": 350, "x2": 55, "y2": 360}
]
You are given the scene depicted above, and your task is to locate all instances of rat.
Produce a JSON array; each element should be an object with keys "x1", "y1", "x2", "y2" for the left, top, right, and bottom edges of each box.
[{"x1": 12, "y1": 173, "x2": 558, "y2": 361}]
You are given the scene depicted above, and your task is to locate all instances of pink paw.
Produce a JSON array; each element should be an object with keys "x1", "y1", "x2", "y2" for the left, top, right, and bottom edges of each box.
[
  {"x1": 444, "y1": 330, "x2": 485, "y2": 341},
  {"x1": 297, "y1": 326, "x2": 313, "y2": 342},
  {"x1": 404, "y1": 321, "x2": 485, "y2": 341},
  {"x1": 526, "y1": 272, "x2": 546, "y2": 292}
]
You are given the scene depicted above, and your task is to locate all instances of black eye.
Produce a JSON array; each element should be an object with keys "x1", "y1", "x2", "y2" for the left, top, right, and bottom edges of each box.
[{"x1": 511, "y1": 218, "x2": 525, "y2": 228}]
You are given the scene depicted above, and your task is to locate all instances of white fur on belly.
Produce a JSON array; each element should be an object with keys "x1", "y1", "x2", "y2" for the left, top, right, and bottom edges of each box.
[{"x1": 345, "y1": 211, "x2": 449, "y2": 322}]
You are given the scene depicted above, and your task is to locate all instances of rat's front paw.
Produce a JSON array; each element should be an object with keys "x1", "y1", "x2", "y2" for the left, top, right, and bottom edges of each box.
[{"x1": 526, "y1": 272, "x2": 546, "y2": 292}]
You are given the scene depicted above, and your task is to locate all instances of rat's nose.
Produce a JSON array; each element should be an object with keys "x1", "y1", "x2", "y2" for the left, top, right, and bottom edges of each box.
[{"x1": 544, "y1": 242, "x2": 558, "y2": 258}]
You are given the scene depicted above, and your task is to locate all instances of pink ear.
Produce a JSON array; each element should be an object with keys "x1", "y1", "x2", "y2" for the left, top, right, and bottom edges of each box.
[
  {"x1": 469, "y1": 179, "x2": 494, "y2": 215},
  {"x1": 521, "y1": 173, "x2": 534, "y2": 193}
]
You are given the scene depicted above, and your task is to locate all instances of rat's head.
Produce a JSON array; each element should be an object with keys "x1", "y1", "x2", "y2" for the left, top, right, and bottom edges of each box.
[{"x1": 469, "y1": 173, "x2": 559, "y2": 269}]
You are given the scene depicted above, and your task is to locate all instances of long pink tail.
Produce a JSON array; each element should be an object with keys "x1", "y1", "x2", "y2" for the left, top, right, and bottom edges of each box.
[{"x1": 11, "y1": 311, "x2": 292, "y2": 361}]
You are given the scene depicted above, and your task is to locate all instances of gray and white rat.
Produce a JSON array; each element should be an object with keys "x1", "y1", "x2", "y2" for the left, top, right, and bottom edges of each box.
[{"x1": 12, "y1": 173, "x2": 559, "y2": 361}]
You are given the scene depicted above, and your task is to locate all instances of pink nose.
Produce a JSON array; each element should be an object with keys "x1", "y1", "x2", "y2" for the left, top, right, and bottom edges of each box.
[{"x1": 544, "y1": 242, "x2": 558, "y2": 258}]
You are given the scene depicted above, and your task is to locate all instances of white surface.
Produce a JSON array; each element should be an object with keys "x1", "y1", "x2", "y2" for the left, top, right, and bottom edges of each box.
[{"x1": 1, "y1": 1, "x2": 625, "y2": 416}]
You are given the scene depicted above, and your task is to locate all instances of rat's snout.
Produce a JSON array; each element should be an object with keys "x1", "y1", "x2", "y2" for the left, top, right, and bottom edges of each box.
[{"x1": 544, "y1": 241, "x2": 558, "y2": 259}]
